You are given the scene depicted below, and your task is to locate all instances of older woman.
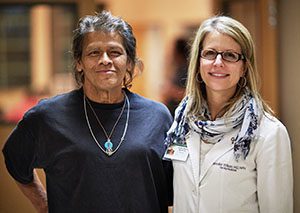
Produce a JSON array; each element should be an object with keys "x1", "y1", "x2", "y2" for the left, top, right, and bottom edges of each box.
[
  {"x1": 3, "y1": 11, "x2": 173, "y2": 212},
  {"x1": 164, "y1": 16, "x2": 293, "y2": 212}
]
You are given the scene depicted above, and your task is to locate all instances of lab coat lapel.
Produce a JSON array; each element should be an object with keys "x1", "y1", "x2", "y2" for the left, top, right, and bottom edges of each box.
[
  {"x1": 199, "y1": 133, "x2": 235, "y2": 183},
  {"x1": 186, "y1": 131, "x2": 200, "y2": 184}
]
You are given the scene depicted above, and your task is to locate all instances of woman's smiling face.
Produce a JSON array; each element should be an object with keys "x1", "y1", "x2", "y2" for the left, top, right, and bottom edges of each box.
[
  {"x1": 77, "y1": 31, "x2": 131, "y2": 96},
  {"x1": 200, "y1": 31, "x2": 245, "y2": 98}
]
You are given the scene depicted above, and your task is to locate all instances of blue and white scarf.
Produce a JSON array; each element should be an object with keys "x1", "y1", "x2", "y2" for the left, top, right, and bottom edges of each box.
[{"x1": 165, "y1": 88, "x2": 262, "y2": 161}]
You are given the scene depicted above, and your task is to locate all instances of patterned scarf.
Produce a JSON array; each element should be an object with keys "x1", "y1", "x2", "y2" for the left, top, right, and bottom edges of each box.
[{"x1": 165, "y1": 88, "x2": 262, "y2": 161}]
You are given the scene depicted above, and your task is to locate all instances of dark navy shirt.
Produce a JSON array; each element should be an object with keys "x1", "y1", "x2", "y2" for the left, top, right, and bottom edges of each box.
[{"x1": 3, "y1": 88, "x2": 173, "y2": 213}]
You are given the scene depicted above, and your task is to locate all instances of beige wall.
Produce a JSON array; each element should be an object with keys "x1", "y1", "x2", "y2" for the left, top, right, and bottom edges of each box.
[
  {"x1": 278, "y1": 0, "x2": 300, "y2": 211},
  {"x1": 104, "y1": 0, "x2": 212, "y2": 24}
]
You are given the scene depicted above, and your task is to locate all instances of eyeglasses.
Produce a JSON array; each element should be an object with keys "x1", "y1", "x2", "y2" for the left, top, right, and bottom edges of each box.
[{"x1": 200, "y1": 49, "x2": 245, "y2": 62}]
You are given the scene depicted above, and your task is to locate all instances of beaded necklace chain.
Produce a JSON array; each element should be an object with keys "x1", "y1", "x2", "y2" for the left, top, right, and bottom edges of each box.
[{"x1": 83, "y1": 92, "x2": 130, "y2": 156}]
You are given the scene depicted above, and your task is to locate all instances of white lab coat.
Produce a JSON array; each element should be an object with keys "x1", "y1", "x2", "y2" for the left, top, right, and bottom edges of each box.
[{"x1": 172, "y1": 115, "x2": 293, "y2": 213}]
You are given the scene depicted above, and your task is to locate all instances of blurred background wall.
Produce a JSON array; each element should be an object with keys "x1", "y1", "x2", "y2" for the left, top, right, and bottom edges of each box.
[
  {"x1": 279, "y1": 0, "x2": 300, "y2": 212},
  {"x1": 0, "y1": 0, "x2": 299, "y2": 212}
]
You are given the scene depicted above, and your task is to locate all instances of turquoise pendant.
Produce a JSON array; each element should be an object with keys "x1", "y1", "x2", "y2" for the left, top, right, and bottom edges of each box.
[{"x1": 104, "y1": 139, "x2": 113, "y2": 156}]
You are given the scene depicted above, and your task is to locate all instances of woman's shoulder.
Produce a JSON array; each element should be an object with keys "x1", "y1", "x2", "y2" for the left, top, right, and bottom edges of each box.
[
  {"x1": 258, "y1": 112, "x2": 289, "y2": 137},
  {"x1": 254, "y1": 113, "x2": 291, "y2": 159},
  {"x1": 24, "y1": 89, "x2": 81, "y2": 118},
  {"x1": 127, "y1": 90, "x2": 171, "y2": 114}
]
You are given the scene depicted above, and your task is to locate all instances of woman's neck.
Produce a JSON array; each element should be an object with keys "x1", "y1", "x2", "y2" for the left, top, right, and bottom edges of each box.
[
  {"x1": 83, "y1": 86, "x2": 124, "y2": 104},
  {"x1": 206, "y1": 90, "x2": 234, "y2": 120}
]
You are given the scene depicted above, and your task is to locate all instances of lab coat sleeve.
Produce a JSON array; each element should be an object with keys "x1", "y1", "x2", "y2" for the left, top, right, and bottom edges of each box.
[{"x1": 256, "y1": 122, "x2": 293, "y2": 213}]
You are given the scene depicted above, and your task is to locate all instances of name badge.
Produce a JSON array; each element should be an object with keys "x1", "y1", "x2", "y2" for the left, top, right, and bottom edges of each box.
[{"x1": 163, "y1": 144, "x2": 189, "y2": 161}]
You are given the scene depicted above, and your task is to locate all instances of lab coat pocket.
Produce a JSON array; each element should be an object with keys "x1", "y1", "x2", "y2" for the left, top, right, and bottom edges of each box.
[{"x1": 214, "y1": 153, "x2": 258, "y2": 212}]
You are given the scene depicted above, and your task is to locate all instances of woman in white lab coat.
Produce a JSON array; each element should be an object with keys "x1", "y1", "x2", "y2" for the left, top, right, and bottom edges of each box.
[{"x1": 164, "y1": 16, "x2": 293, "y2": 213}]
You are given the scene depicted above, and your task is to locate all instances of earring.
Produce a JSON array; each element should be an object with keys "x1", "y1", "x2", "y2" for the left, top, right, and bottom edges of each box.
[
  {"x1": 238, "y1": 76, "x2": 247, "y2": 88},
  {"x1": 196, "y1": 73, "x2": 203, "y2": 83}
]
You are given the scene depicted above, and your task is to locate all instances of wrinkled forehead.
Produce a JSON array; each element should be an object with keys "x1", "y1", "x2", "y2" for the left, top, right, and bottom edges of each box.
[{"x1": 82, "y1": 31, "x2": 125, "y2": 48}]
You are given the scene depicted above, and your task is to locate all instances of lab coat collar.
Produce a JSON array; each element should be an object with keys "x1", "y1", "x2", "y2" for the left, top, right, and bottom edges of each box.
[{"x1": 186, "y1": 130, "x2": 237, "y2": 184}]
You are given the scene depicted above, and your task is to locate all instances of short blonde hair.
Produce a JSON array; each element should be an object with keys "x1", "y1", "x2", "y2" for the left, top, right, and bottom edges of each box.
[{"x1": 185, "y1": 16, "x2": 273, "y2": 117}]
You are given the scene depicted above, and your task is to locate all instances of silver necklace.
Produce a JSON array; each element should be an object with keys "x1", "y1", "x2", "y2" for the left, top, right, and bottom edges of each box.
[
  {"x1": 86, "y1": 94, "x2": 126, "y2": 145},
  {"x1": 83, "y1": 92, "x2": 130, "y2": 156}
]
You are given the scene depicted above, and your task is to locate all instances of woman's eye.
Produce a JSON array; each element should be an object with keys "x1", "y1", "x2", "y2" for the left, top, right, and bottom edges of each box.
[
  {"x1": 88, "y1": 51, "x2": 99, "y2": 56},
  {"x1": 110, "y1": 51, "x2": 121, "y2": 57},
  {"x1": 205, "y1": 50, "x2": 216, "y2": 57},
  {"x1": 224, "y1": 52, "x2": 238, "y2": 60},
  {"x1": 202, "y1": 50, "x2": 217, "y2": 58}
]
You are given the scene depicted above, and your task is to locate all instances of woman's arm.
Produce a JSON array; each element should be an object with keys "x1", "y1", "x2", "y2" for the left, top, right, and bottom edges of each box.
[
  {"x1": 256, "y1": 122, "x2": 293, "y2": 212},
  {"x1": 16, "y1": 169, "x2": 48, "y2": 213}
]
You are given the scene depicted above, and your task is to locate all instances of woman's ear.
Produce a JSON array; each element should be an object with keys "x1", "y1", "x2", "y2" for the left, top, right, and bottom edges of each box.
[
  {"x1": 130, "y1": 59, "x2": 144, "y2": 78},
  {"x1": 126, "y1": 61, "x2": 133, "y2": 72},
  {"x1": 76, "y1": 60, "x2": 83, "y2": 72}
]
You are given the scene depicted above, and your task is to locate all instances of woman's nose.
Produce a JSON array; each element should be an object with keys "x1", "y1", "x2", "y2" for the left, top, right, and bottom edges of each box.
[
  {"x1": 213, "y1": 54, "x2": 224, "y2": 66},
  {"x1": 99, "y1": 52, "x2": 112, "y2": 65}
]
